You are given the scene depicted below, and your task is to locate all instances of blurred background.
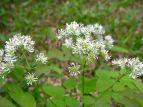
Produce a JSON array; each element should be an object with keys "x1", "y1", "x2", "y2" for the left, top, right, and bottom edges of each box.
[{"x1": 0, "y1": 0, "x2": 143, "y2": 55}]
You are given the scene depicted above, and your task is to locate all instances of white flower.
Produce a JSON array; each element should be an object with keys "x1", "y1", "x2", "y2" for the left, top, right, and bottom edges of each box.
[
  {"x1": 72, "y1": 37, "x2": 94, "y2": 54},
  {"x1": 112, "y1": 58, "x2": 129, "y2": 69},
  {"x1": 25, "y1": 72, "x2": 38, "y2": 85},
  {"x1": 68, "y1": 63, "x2": 80, "y2": 77},
  {"x1": 112, "y1": 57, "x2": 143, "y2": 79},
  {"x1": 1, "y1": 62, "x2": 14, "y2": 72},
  {"x1": 36, "y1": 52, "x2": 48, "y2": 64},
  {"x1": 0, "y1": 34, "x2": 36, "y2": 76},
  {"x1": 87, "y1": 52, "x2": 98, "y2": 62},
  {"x1": 66, "y1": 21, "x2": 82, "y2": 36},
  {"x1": 63, "y1": 38, "x2": 73, "y2": 48},
  {"x1": 57, "y1": 21, "x2": 114, "y2": 62},
  {"x1": 21, "y1": 36, "x2": 35, "y2": 53},
  {"x1": 104, "y1": 35, "x2": 114, "y2": 49}
]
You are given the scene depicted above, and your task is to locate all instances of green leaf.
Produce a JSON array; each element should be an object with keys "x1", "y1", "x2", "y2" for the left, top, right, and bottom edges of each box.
[
  {"x1": 133, "y1": 80, "x2": 143, "y2": 93},
  {"x1": 96, "y1": 78, "x2": 114, "y2": 92},
  {"x1": 96, "y1": 69, "x2": 119, "y2": 79},
  {"x1": 0, "y1": 96, "x2": 16, "y2": 107},
  {"x1": 10, "y1": 65, "x2": 25, "y2": 81},
  {"x1": 79, "y1": 77, "x2": 96, "y2": 93},
  {"x1": 82, "y1": 96, "x2": 95, "y2": 105},
  {"x1": 95, "y1": 91, "x2": 111, "y2": 107},
  {"x1": 47, "y1": 98, "x2": 66, "y2": 107},
  {"x1": 36, "y1": 64, "x2": 49, "y2": 75},
  {"x1": 43, "y1": 85, "x2": 65, "y2": 98},
  {"x1": 113, "y1": 82, "x2": 126, "y2": 92},
  {"x1": 7, "y1": 84, "x2": 36, "y2": 107},
  {"x1": 65, "y1": 96, "x2": 80, "y2": 107},
  {"x1": 63, "y1": 78, "x2": 76, "y2": 90}
]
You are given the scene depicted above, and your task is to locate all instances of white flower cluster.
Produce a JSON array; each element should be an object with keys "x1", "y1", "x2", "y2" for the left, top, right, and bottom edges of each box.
[
  {"x1": 68, "y1": 63, "x2": 80, "y2": 77},
  {"x1": 36, "y1": 52, "x2": 48, "y2": 64},
  {"x1": 0, "y1": 34, "x2": 35, "y2": 75},
  {"x1": 0, "y1": 34, "x2": 48, "y2": 78},
  {"x1": 25, "y1": 72, "x2": 38, "y2": 85},
  {"x1": 57, "y1": 21, "x2": 114, "y2": 62},
  {"x1": 112, "y1": 58, "x2": 143, "y2": 79}
]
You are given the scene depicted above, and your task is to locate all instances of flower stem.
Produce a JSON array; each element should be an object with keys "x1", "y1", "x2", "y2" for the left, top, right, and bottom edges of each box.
[
  {"x1": 22, "y1": 51, "x2": 31, "y2": 71},
  {"x1": 81, "y1": 56, "x2": 86, "y2": 107}
]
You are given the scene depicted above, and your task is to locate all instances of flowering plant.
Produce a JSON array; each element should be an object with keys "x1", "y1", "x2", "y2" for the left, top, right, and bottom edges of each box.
[{"x1": 0, "y1": 22, "x2": 143, "y2": 107}]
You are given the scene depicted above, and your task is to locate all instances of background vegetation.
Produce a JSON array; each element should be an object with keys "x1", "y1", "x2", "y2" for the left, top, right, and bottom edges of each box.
[{"x1": 0, "y1": 0, "x2": 143, "y2": 107}]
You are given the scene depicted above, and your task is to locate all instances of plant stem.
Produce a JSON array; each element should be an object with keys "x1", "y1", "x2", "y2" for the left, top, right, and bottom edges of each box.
[
  {"x1": 22, "y1": 51, "x2": 31, "y2": 71},
  {"x1": 81, "y1": 56, "x2": 86, "y2": 107},
  {"x1": 82, "y1": 67, "x2": 85, "y2": 95}
]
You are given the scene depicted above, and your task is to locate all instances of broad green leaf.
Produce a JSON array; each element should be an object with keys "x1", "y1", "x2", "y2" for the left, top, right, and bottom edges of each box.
[
  {"x1": 63, "y1": 78, "x2": 76, "y2": 90},
  {"x1": 79, "y1": 77, "x2": 96, "y2": 93},
  {"x1": 133, "y1": 80, "x2": 143, "y2": 93},
  {"x1": 96, "y1": 78, "x2": 114, "y2": 92},
  {"x1": 48, "y1": 98, "x2": 66, "y2": 107},
  {"x1": 95, "y1": 91, "x2": 111, "y2": 107},
  {"x1": 96, "y1": 69, "x2": 119, "y2": 79},
  {"x1": 113, "y1": 82, "x2": 126, "y2": 92},
  {"x1": 112, "y1": 92, "x2": 123, "y2": 103},
  {"x1": 65, "y1": 96, "x2": 80, "y2": 107},
  {"x1": 0, "y1": 96, "x2": 16, "y2": 107},
  {"x1": 36, "y1": 64, "x2": 49, "y2": 74},
  {"x1": 122, "y1": 90, "x2": 143, "y2": 106},
  {"x1": 112, "y1": 90, "x2": 143, "y2": 107},
  {"x1": 10, "y1": 65, "x2": 25, "y2": 81},
  {"x1": 43, "y1": 85, "x2": 65, "y2": 98},
  {"x1": 120, "y1": 76, "x2": 136, "y2": 89},
  {"x1": 82, "y1": 96, "x2": 95, "y2": 105},
  {"x1": 7, "y1": 84, "x2": 36, "y2": 107}
]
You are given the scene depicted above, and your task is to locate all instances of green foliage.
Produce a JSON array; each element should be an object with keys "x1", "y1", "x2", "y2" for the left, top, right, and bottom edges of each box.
[
  {"x1": 43, "y1": 85, "x2": 65, "y2": 99},
  {"x1": 47, "y1": 96, "x2": 80, "y2": 107},
  {"x1": 79, "y1": 77, "x2": 96, "y2": 93},
  {"x1": 63, "y1": 78, "x2": 76, "y2": 90},
  {"x1": 7, "y1": 84, "x2": 36, "y2": 107},
  {"x1": 0, "y1": 96, "x2": 16, "y2": 107}
]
